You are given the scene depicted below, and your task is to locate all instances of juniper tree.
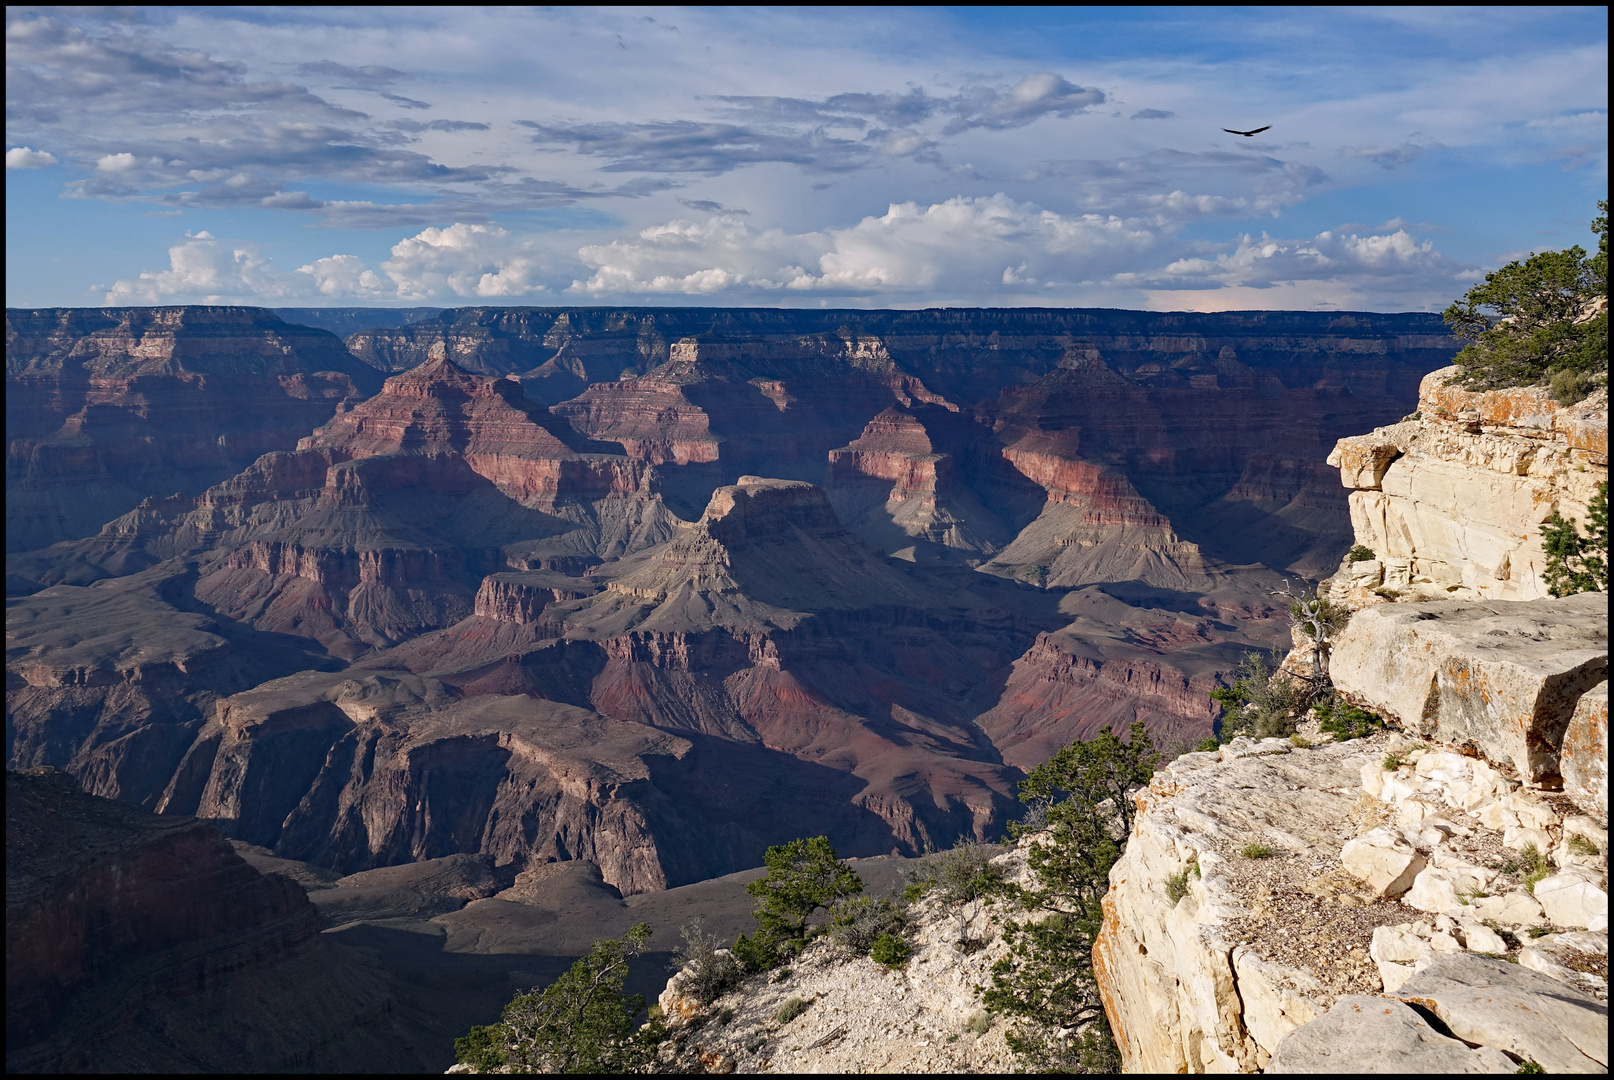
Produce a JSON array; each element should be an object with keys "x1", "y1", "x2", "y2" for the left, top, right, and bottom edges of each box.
[{"x1": 984, "y1": 722, "x2": 1157, "y2": 1072}]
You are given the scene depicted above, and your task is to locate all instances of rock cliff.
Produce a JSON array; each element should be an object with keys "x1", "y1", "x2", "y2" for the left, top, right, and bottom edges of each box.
[
  {"x1": 1095, "y1": 364, "x2": 1608, "y2": 1073},
  {"x1": 5, "y1": 768, "x2": 430, "y2": 1073},
  {"x1": 1328, "y1": 368, "x2": 1606, "y2": 601},
  {"x1": 6, "y1": 307, "x2": 380, "y2": 553}
]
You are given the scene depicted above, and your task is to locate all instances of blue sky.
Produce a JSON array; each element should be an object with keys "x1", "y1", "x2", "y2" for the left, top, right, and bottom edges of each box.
[{"x1": 5, "y1": 5, "x2": 1607, "y2": 311}]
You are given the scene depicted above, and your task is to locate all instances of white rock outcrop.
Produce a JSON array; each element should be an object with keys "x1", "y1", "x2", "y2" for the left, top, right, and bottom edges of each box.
[
  {"x1": 1094, "y1": 736, "x2": 1407, "y2": 1073},
  {"x1": 1326, "y1": 371, "x2": 1606, "y2": 602},
  {"x1": 1329, "y1": 595, "x2": 1607, "y2": 784}
]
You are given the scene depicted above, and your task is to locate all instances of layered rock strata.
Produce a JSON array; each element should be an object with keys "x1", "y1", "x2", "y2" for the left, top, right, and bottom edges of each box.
[
  {"x1": 1328, "y1": 371, "x2": 1607, "y2": 601},
  {"x1": 6, "y1": 307, "x2": 380, "y2": 553},
  {"x1": 5, "y1": 769, "x2": 421, "y2": 1073}
]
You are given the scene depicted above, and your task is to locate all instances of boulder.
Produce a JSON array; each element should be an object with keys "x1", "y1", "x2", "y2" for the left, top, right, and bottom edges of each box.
[
  {"x1": 1404, "y1": 867, "x2": 1465, "y2": 916},
  {"x1": 1533, "y1": 869, "x2": 1610, "y2": 931},
  {"x1": 1329, "y1": 596, "x2": 1608, "y2": 783},
  {"x1": 1467, "y1": 891, "x2": 1545, "y2": 928},
  {"x1": 1455, "y1": 920, "x2": 1508, "y2": 955},
  {"x1": 1370, "y1": 924, "x2": 1436, "y2": 993},
  {"x1": 1342, "y1": 827, "x2": 1426, "y2": 898},
  {"x1": 1395, "y1": 953, "x2": 1607, "y2": 1072},
  {"x1": 1266, "y1": 995, "x2": 1515, "y2": 1073},
  {"x1": 1562, "y1": 680, "x2": 1608, "y2": 822}
]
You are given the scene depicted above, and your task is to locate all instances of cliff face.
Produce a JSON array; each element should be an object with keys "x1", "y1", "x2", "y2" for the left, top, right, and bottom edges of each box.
[
  {"x1": 1329, "y1": 369, "x2": 1607, "y2": 601},
  {"x1": 4, "y1": 768, "x2": 432, "y2": 1074},
  {"x1": 5, "y1": 307, "x2": 380, "y2": 552},
  {"x1": 1095, "y1": 365, "x2": 1608, "y2": 1073}
]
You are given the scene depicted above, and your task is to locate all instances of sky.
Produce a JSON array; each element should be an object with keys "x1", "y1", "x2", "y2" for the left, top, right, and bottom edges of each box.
[{"x1": 5, "y1": 6, "x2": 1608, "y2": 312}]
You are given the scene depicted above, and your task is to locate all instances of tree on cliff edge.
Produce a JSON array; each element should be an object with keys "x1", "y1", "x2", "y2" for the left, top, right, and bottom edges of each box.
[
  {"x1": 985, "y1": 722, "x2": 1158, "y2": 1072},
  {"x1": 454, "y1": 923, "x2": 661, "y2": 1074},
  {"x1": 1444, "y1": 201, "x2": 1608, "y2": 404}
]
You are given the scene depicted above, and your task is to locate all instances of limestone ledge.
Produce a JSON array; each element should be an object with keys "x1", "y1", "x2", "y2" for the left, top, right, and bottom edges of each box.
[
  {"x1": 1095, "y1": 731, "x2": 1608, "y2": 1074},
  {"x1": 1326, "y1": 368, "x2": 1606, "y2": 602}
]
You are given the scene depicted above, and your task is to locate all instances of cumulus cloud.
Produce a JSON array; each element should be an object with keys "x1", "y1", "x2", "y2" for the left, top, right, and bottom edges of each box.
[
  {"x1": 382, "y1": 223, "x2": 556, "y2": 299},
  {"x1": 571, "y1": 195, "x2": 1156, "y2": 298},
  {"x1": 104, "y1": 231, "x2": 292, "y2": 304},
  {"x1": 6, "y1": 146, "x2": 57, "y2": 168},
  {"x1": 96, "y1": 152, "x2": 137, "y2": 171},
  {"x1": 1122, "y1": 228, "x2": 1470, "y2": 297},
  {"x1": 297, "y1": 254, "x2": 385, "y2": 297}
]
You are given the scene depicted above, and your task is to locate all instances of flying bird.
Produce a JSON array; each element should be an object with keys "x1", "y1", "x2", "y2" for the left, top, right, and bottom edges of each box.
[{"x1": 1223, "y1": 125, "x2": 1271, "y2": 137}]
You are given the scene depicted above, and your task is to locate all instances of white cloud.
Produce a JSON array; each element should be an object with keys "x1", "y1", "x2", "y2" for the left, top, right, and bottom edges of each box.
[
  {"x1": 380, "y1": 223, "x2": 553, "y2": 300},
  {"x1": 572, "y1": 195, "x2": 1157, "y2": 299},
  {"x1": 296, "y1": 254, "x2": 385, "y2": 297},
  {"x1": 95, "y1": 152, "x2": 137, "y2": 172},
  {"x1": 104, "y1": 232, "x2": 292, "y2": 304},
  {"x1": 6, "y1": 146, "x2": 57, "y2": 168}
]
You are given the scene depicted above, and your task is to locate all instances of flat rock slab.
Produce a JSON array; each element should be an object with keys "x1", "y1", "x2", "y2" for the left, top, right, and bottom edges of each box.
[
  {"x1": 1267, "y1": 995, "x2": 1514, "y2": 1073},
  {"x1": 1396, "y1": 953, "x2": 1608, "y2": 1073},
  {"x1": 1330, "y1": 595, "x2": 1607, "y2": 783}
]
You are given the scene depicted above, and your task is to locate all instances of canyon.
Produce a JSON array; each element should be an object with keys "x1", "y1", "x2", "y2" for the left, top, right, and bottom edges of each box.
[
  {"x1": 8, "y1": 304, "x2": 1457, "y2": 897},
  {"x1": 7, "y1": 303, "x2": 1468, "y2": 1069}
]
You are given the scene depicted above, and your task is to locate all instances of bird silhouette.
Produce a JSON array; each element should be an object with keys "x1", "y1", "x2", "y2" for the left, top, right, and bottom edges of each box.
[{"x1": 1223, "y1": 126, "x2": 1271, "y2": 137}]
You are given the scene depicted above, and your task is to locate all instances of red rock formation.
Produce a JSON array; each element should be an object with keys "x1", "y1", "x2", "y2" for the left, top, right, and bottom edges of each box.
[{"x1": 6, "y1": 307, "x2": 379, "y2": 552}]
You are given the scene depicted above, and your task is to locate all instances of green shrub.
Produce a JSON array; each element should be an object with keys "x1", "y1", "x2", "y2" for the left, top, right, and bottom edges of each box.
[
  {"x1": 828, "y1": 896, "x2": 907, "y2": 956},
  {"x1": 1346, "y1": 544, "x2": 1376, "y2": 563},
  {"x1": 774, "y1": 997, "x2": 810, "y2": 1024},
  {"x1": 1519, "y1": 844, "x2": 1553, "y2": 892},
  {"x1": 673, "y1": 920, "x2": 744, "y2": 1005},
  {"x1": 901, "y1": 837, "x2": 1005, "y2": 906},
  {"x1": 1194, "y1": 736, "x2": 1221, "y2": 753},
  {"x1": 1241, "y1": 843, "x2": 1273, "y2": 859},
  {"x1": 869, "y1": 932, "x2": 913, "y2": 968},
  {"x1": 455, "y1": 923, "x2": 661, "y2": 1074},
  {"x1": 1290, "y1": 734, "x2": 1312, "y2": 748},
  {"x1": 1517, "y1": 1060, "x2": 1546, "y2": 1074},
  {"x1": 1210, "y1": 651, "x2": 1308, "y2": 741},
  {"x1": 1540, "y1": 482, "x2": 1608, "y2": 597},
  {"x1": 734, "y1": 836, "x2": 863, "y2": 972},
  {"x1": 966, "y1": 1011, "x2": 992, "y2": 1035},
  {"x1": 1165, "y1": 868, "x2": 1192, "y2": 904},
  {"x1": 1567, "y1": 834, "x2": 1602, "y2": 856},
  {"x1": 1314, "y1": 696, "x2": 1385, "y2": 741}
]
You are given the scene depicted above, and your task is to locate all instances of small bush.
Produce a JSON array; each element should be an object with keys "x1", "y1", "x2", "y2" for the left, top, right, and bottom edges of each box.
[
  {"x1": 1165, "y1": 867, "x2": 1192, "y2": 905},
  {"x1": 1567, "y1": 834, "x2": 1602, "y2": 856},
  {"x1": 966, "y1": 1011, "x2": 992, "y2": 1035},
  {"x1": 1314, "y1": 696, "x2": 1385, "y2": 742},
  {"x1": 901, "y1": 837, "x2": 1005, "y2": 907},
  {"x1": 1519, "y1": 844, "x2": 1553, "y2": 892},
  {"x1": 774, "y1": 997, "x2": 809, "y2": 1024},
  {"x1": 1194, "y1": 736, "x2": 1221, "y2": 752},
  {"x1": 1346, "y1": 544, "x2": 1376, "y2": 563},
  {"x1": 1290, "y1": 734, "x2": 1312, "y2": 748},
  {"x1": 1241, "y1": 843, "x2": 1274, "y2": 859},
  {"x1": 827, "y1": 896, "x2": 907, "y2": 956},
  {"x1": 1517, "y1": 1061, "x2": 1546, "y2": 1074},
  {"x1": 1540, "y1": 482, "x2": 1608, "y2": 597},
  {"x1": 1211, "y1": 651, "x2": 1309, "y2": 740},
  {"x1": 673, "y1": 921, "x2": 745, "y2": 1005},
  {"x1": 1527, "y1": 926, "x2": 1552, "y2": 939},
  {"x1": 869, "y1": 932, "x2": 913, "y2": 968}
]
